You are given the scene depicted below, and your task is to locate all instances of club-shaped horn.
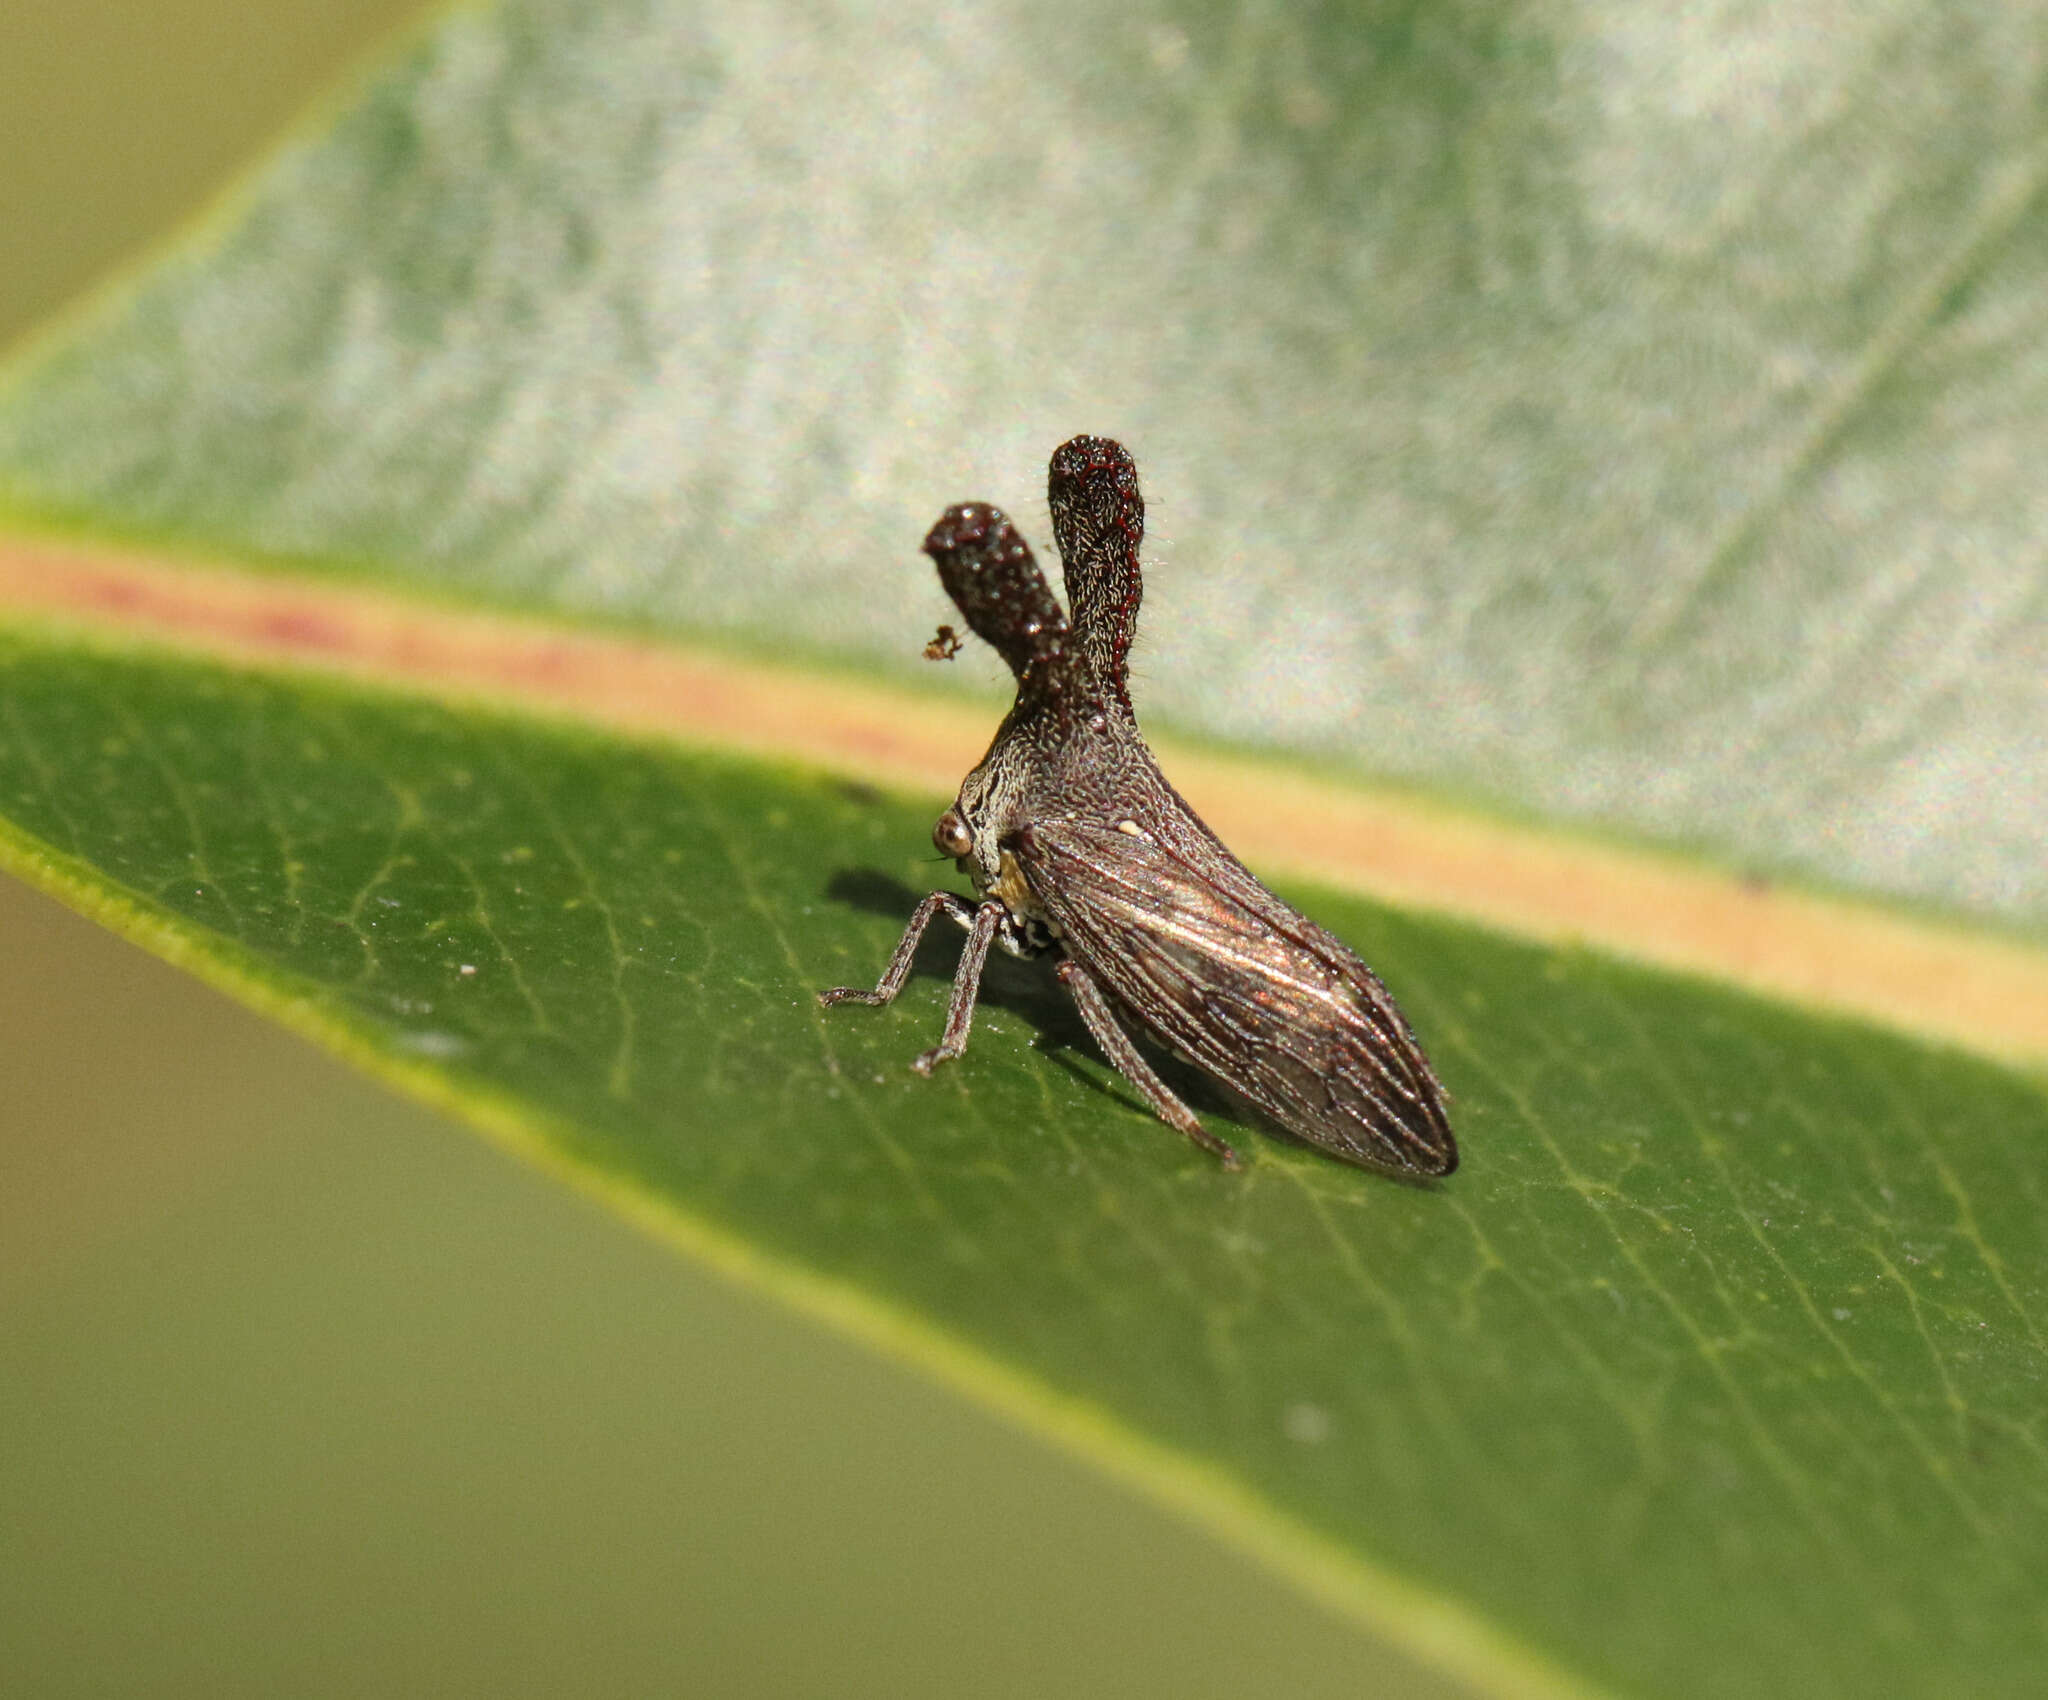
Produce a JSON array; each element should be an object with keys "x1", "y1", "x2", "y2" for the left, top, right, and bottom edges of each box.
[
  {"x1": 924, "y1": 502, "x2": 1075, "y2": 688},
  {"x1": 1047, "y1": 435, "x2": 1143, "y2": 706}
]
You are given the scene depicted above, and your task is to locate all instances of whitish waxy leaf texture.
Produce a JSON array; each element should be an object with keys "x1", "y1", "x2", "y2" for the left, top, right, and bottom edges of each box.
[{"x1": 2, "y1": 0, "x2": 2046, "y2": 923}]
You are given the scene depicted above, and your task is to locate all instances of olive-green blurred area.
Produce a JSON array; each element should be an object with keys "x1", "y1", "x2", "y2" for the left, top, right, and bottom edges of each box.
[
  {"x1": 0, "y1": 0, "x2": 424, "y2": 350},
  {"x1": 0, "y1": 7, "x2": 1449, "y2": 1695}
]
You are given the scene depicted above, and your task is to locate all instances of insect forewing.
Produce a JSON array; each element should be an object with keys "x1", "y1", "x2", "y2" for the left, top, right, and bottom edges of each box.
[{"x1": 1014, "y1": 816, "x2": 1456, "y2": 1175}]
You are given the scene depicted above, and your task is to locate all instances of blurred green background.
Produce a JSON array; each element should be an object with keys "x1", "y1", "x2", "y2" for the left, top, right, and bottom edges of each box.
[{"x1": 0, "y1": 6, "x2": 1456, "y2": 1695}]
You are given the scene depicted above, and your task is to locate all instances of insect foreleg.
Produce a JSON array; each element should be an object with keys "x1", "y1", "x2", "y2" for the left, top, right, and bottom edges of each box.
[
  {"x1": 818, "y1": 891, "x2": 980, "y2": 1009},
  {"x1": 913, "y1": 898, "x2": 1004, "y2": 1075},
  {"x1": 1057, "y1": 960, "x2": 1243, "y2": 1169}
]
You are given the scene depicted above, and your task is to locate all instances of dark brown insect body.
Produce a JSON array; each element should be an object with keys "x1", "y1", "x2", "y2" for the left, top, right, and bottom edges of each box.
[{"x1": 820, "y1": 436, "x2": 1455, "y2": 1175}]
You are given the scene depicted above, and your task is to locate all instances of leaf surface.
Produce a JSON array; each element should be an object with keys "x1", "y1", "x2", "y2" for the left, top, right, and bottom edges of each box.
[{"x1": 3, "y1": 630, "x2": 2044, "y2": 1699}]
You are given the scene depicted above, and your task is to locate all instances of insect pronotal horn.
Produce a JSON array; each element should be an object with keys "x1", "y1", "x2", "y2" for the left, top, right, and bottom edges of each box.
[
  {"x1": 924, "y1": 502, "x2": 1072, "y2": 681},
  {"x1": 1047, "y1": 435, "x2": 1144, "y2": 701}
]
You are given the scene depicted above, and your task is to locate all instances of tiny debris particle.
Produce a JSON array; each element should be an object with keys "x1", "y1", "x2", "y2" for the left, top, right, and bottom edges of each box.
[
  {"x1": 923, "y1": 623, "x2": 963, "y2": 661},
  {"x1": 458, "y1": 963, "x2": 477, "y2": 976}
]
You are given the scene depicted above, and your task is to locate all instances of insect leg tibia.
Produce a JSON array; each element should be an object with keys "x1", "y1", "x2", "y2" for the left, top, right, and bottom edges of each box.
[
  {"x1": 913, "y1": 899, "x2": 1004, "y2": 1075},
  {"x1": 1058, "y1": 960, "x2": 1242, "y2": 1169},
  {"x1": 818, "y1": 890, "x2": 979, "y2": 1008}
]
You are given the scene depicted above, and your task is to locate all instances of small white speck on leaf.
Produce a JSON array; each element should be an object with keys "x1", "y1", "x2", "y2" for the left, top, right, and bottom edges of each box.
[
  {"x1": 1832, "y1": 1308, "x2": 1852, "y2": 1321},
  {"x1": 398, "y1": 1030, "x2": 468, "y2": 1059},
  {"x1": 1146, "y1": 23, "x2": 1189, "y2": 74},
  {"x1": 1283, "y1": 1403, "x2": 1332, "y2": 1445},
  {"x1": 458, "y1": 964, "x2": 477, "y2": 976}
]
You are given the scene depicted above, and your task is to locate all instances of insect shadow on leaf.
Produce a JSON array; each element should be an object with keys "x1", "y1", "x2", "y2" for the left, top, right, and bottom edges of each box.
[{"x1": 820, "y1": 436, "x2": 1456, "y2": 1177}]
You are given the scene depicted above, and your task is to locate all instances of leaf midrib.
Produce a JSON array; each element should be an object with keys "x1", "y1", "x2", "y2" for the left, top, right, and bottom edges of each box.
[{"x1": 3, "y1": 527, "x2": 2045, "y2": 1073}]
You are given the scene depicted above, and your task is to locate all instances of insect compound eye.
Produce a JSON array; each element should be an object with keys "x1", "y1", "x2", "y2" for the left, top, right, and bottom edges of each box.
[{"x1": 933, "y1": 810, "x2": 975, "y2": 860}]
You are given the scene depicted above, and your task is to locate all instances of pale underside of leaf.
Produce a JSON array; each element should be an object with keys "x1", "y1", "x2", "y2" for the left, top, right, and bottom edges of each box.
[{"x1": 1, "y1": 0, "x2": 2045, "y2": 927}]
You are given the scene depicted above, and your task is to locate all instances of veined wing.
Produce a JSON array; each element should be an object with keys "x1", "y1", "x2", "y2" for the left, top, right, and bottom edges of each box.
[{"x1": 1014, "y1": 816, "x2": 1455, "y2": 1175}]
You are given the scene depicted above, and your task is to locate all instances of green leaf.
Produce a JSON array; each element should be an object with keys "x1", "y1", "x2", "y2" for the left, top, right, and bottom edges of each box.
[
  {"x1": 3, "y1": 629, "x2": 2045, "y2": 1699},
  {"x1": 1, "y1": 0, "x2": 2044, "y2": 926}
]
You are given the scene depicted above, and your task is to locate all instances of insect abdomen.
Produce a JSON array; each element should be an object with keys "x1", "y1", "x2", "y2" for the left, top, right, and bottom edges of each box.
[{"x1": 1014, "y1": 816, "x2": 1456, "y2": 1176}]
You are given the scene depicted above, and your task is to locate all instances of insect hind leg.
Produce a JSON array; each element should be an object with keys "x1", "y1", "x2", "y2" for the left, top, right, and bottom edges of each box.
[{"x1": 1058, "y1": 960, "x2": 1242, "y2": 1169}]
